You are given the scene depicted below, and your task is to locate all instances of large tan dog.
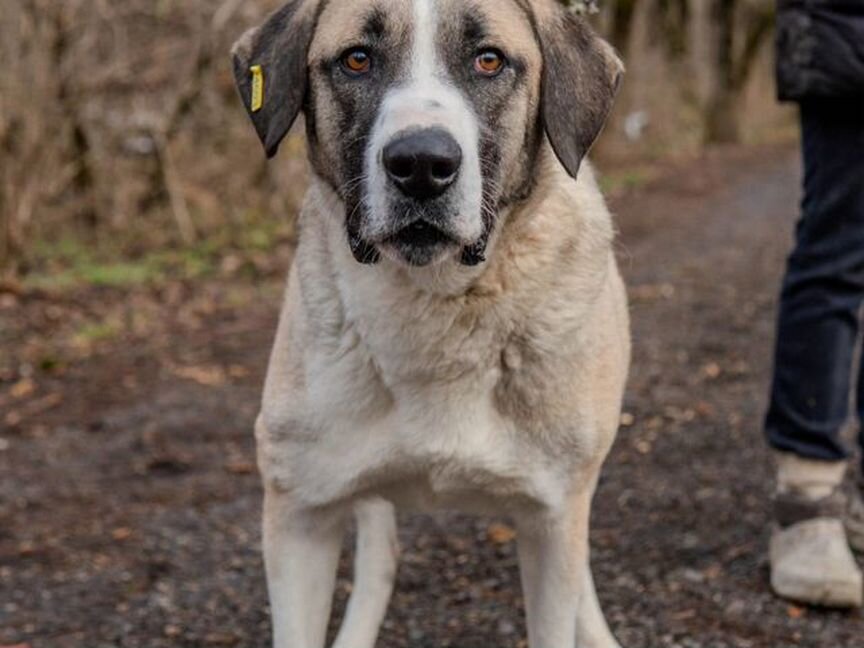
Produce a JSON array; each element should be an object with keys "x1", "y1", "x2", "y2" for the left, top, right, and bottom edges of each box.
[{"x1": 231, "y1": 1, "x2": 629, "y2": 646}]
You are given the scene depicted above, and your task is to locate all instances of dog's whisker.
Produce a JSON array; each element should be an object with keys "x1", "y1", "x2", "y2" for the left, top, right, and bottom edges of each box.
[{"x1": 336, "y1": 173, "x2": 370, "y2": 198}]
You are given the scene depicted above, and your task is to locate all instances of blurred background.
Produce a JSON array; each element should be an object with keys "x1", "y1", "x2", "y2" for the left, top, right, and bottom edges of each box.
[
  {"x1": 0, "y1": 0, "x2": 787, "y2": 281},
  {"x1": 9, "y1": 2, "x2": 863, "y2": 648}
]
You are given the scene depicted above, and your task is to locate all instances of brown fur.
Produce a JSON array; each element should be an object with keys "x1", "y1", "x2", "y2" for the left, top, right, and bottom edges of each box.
[{"x1": 231, "y1": 3, "x2": 629, "y2": 646}]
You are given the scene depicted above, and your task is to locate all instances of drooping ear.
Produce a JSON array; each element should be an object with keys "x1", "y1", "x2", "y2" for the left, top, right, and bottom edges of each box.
[
  {"x1": 537, "y1": 10, "x2": 623, "y2": 178},
  {"x1": 231, "y1": 0, "x2": 318, "y2": 158}
]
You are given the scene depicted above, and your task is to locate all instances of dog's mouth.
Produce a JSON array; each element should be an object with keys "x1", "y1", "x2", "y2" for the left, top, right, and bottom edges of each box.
[
  {"x1": 381, "y1": 220, "x2": 457, "y2": 267},
  {"x1": 386, "y1": 220, "x2": 453, "y2": 248},
  {"x1": 349, "y1": 206, "x2": 489, "y2": 268}
]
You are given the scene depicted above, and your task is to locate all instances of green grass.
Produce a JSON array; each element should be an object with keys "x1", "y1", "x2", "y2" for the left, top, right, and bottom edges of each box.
[
  {"x1": 23, "y1": 251, "x2": 206, "y2": 290},
  {"x1": 75, "y1": 320, "x2": 123, "y2": 343},
  {"x1": 599, "y1": 168, "x2": 654, "y2": 195},
  {"x1": 21, "y1": 214, "x2": 292, "y2": 291}
]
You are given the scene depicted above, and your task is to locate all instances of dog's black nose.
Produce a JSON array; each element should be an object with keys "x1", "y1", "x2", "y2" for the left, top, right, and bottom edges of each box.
[{"x1": 382, "y1": 128, "x2": 462, "y2": 200}]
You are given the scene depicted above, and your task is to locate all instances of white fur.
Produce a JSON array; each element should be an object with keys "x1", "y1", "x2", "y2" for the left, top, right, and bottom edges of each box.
[
  {"x1": 363, "y1": 0, "x2": 484, "y2": 255},
  {"x1": 256, "y1": 3, "x2": 630, "y2": 648},
  {"x1": 259, "y1": 152, "x2": 629, "y2": 648}
]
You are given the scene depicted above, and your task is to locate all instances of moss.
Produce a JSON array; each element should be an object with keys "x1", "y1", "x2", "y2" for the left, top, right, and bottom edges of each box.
[
  {"x1": 75, "y1": 320, "x2": 122, "y2": 343},
  {"x1": 20, "y1": 213, "x2": 292, "y2": 290}
]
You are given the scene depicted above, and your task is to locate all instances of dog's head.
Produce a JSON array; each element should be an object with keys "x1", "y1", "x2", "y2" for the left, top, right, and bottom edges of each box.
[{"x1": 232, "y1": 0, "x2": 622, "y2": 267}]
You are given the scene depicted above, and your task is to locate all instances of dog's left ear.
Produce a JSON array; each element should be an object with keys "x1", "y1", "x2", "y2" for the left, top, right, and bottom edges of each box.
[
  {"x1": 538, "y1": 11, "x2": 623, "y2": 178},
  {"x1": 231, "y1": 0, "x2": 318, "y2": 159}
]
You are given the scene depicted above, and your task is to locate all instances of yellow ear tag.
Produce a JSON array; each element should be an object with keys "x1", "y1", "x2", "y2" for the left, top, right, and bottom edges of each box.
[{"x1": 250, "y1": 65, "x2": 264, "y2": 113}]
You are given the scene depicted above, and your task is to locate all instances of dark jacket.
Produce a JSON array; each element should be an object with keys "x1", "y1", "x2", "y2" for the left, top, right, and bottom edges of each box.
[{"x1": 776, "y1": 0, "x2": 864, "y2": 101}]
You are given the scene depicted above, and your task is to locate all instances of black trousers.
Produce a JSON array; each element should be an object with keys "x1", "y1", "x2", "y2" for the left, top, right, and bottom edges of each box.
[{"x1": 766, "y1": 99, "x2": 864, "y2": 467}]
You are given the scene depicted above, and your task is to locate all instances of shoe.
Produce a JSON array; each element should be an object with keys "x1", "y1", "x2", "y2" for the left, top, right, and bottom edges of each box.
[
  {"x1": 845, "y1": 478, "x2": 864, "y2": 554},
  {"x1": 769, "y1": 452, "x2": 863, "y2": 608}
]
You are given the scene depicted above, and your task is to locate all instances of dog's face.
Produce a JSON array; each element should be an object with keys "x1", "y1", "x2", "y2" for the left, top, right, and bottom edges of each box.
[{"x1": 232, "y1": 0, "x2": 622, "y2": 267}]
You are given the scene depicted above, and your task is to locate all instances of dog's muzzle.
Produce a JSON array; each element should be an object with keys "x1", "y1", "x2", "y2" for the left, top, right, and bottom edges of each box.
[
  {"x1": 349, "y1": 127, "x2": 487, "y2": 267},
  {"x1": 383, "y1": 128, "x2": 462, "y2": 201}
]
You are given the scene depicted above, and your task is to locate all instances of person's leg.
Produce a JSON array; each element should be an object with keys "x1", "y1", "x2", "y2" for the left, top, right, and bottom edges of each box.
[
  {"x1": 766, "y1": 98, "x2": 864, "y2": 607},
  {"x1": 766, "y1": 98, "x2": 864, "y2": 461}
]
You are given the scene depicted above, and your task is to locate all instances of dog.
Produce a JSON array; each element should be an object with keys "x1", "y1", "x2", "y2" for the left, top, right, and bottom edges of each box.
[{"x1": 231, "y1": 1, "x2": 628, "y2": 646}]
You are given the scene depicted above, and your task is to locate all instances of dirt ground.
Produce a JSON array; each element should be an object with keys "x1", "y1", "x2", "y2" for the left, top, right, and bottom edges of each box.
[{"x1": 2, "y1": 144, "x2": 862, "y2": 648}]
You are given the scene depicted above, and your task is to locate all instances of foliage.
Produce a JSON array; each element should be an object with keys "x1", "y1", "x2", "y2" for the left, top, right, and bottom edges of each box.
[{"x1": 0, "y1": 0, "x2": 784, "y2": 278}]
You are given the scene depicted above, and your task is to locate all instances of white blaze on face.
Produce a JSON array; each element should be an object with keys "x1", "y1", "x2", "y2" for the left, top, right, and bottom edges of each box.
[
  {"x1": 412, "y1": 0, "x2": 437, "y2": 83},
  {"x1": 364, "y1": 0, "x2": 484, "y2": 249}
]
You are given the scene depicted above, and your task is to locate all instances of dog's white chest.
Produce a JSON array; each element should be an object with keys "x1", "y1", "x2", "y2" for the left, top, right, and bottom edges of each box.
[
  {"x1": 260, "y1": 342, "x2": 573, "y2": 514},
  {"x1": 257, "y1": 194, "x2": 620, "y2": 517}
]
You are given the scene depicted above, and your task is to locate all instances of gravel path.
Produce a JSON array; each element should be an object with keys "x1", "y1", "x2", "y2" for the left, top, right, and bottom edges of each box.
[{"x1": 2, "y1": 144, "x2": 861, "y2": 648}]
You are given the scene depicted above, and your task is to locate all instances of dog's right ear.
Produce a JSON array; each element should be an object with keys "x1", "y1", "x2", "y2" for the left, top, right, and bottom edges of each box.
[{"x1": 231, "y1": 0, "x2": 318, "y2": 158}]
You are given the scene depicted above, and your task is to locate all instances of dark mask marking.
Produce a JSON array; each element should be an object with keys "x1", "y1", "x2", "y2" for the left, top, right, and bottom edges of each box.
[
  {"x1": 308, "y1": 3, "x2": 411, "y2": 264},
  {"x1": 438, "y1": 3, "x2": 540, "y2": 265}
]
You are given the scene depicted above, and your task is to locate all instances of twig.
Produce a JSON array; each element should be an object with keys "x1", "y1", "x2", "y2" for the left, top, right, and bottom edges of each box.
[
  {"x1": 153, "y1": 133, "x2": 197, "y2": 245},
  {"x1": 148, "y1": 0, "x2": 241, "y2": 244}
]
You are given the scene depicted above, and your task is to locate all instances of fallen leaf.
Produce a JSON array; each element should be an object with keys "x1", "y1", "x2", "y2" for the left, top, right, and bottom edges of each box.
[
  {"x1": 10, "y1": 379, "x2": 36, "y2": 399},
  {"x1": 172, "y1": 365, "x2": 227, "y2": 386},
  {"x1": 204, "y1": 632, "x2": 240, "y2": 646},
  {"x1": 17, "y1": 541, "x2": 37, "y2": 556},
  {"x1": 787, "y1": 604, "x2": 805, "y2": 619},
  {"x1": 25, "y1": 393, "x2": 63, "y2": 415},
  {"x1": 695, "y1": 401, "x2": 716, "y2": 418},
  {"x1": 0, "y1": 293, "x2": 19, "y2": 309},
  {"x1": 635, "y1": 440, "x2": 652, "y2": 454},
  {"x1": 703, "y1": 564, "x2": 722, "y2": 580},
  {"x1": 112, "y1": 527, "x2": 133, "y2": 541},
  {"x1": 225, "y1": 461, "x2": 256, "y2": 475},
  {"x1": 630, "y1": 283, "x2": 675, "y2": 302},
  {"x1": 646, "y1": 416, "x2": 664, "y2": 430},
  {"x1": 487, "y1": 523, "x2": 517, "y2": 545},
  {"x1": 4, "y1": 393, "x2": 63, "y2": 427},
  {"x1": 0, "y1": 277, "x2": 24, "y2": 295},
  {"x1": 163, "y1": 624, "x2": 183, "y2": 638},
  {"x1": 703, "y1": 362, "x2": 722, "y2": 379},
  {"x1": 3, "y1": 411, "x2": 21, "y2": 427},
  {"x1": 228, "y1": 365, "x2": 250, "y2": 379}
]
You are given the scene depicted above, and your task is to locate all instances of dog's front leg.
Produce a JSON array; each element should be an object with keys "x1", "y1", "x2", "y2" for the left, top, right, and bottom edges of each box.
[
  {"x1": 517, "y1": 489, "x2": 620, "y2": 648},
  {"x1": 332, "y1": 498, "x2": 399, "y2": 648},
  {"x1": 263, "y1": 490, "x2": 346, "y2": 648}
]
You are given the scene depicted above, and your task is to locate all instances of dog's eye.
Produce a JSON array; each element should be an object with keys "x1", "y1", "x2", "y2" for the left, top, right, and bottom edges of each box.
[
  {"x1": 474, "y1": 49, "x2": 506, "y2": 76},
  {"x1": 341, "y1": 48, "x2": 372, "y2": 76}
]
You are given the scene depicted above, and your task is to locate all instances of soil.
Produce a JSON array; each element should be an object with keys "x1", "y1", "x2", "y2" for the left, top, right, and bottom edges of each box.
[{"x1": 2, "y1": 144, "x2": 862, "y2": 648}]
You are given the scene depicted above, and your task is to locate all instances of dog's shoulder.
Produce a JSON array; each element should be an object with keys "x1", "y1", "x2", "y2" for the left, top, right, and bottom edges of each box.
[{"x1": 476, "y1": 153, "x2": 616, "y2": 309}]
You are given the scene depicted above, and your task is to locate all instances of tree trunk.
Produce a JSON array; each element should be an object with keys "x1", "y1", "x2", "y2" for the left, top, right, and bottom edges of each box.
[
  {"x1": 704, "y1": 0, "x2": 775, "y2": 144},
  {"x1": 705, "y1": 0, "x2": 740, "y2": 143},
  {"x1": 50, "y1": 4, "x2": 100, "y2": 228},
  {"x1": 610, "y1": 0, "x2": 639, "y2": 58},
  {"x1": 705, "y1": 85, "x2": 743, "y2": 144},
  {"x1": 653, "y1": 0, "x2": 690, "y2": 61}
]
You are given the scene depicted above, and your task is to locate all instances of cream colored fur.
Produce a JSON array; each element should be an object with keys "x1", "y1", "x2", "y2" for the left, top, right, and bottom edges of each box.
[{"x1": 257, "y1": 144, "x2": 630, "y2": 648}]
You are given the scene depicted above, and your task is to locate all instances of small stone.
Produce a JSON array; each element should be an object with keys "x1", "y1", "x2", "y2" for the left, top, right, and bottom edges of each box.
[{"x1": 498, "y1": 619, "x2": 517, "y2": 636}]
